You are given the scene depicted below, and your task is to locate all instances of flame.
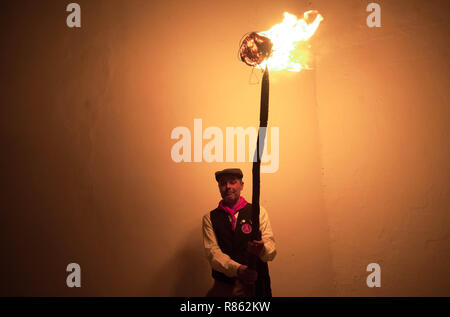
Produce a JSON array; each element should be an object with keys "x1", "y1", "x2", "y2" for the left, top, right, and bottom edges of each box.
[{"x1": 259, "y1": 11, "x2": 324, "y2": 72}]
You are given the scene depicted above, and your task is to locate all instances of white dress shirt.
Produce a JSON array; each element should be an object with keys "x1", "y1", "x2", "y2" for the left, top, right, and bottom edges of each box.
[{"x1": 202, "y1": 205, "x2": 276, "y2": 278}]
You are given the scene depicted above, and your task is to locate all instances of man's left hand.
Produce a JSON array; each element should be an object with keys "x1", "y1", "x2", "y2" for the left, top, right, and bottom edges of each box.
[{"x1": 247, "y1": 240, "x2": 264, "y2": 257}]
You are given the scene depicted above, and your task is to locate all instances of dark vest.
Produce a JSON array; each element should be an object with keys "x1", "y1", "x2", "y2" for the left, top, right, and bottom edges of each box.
[{"x1": 209, "y1": 203, "x2": 272, "y2": 297}]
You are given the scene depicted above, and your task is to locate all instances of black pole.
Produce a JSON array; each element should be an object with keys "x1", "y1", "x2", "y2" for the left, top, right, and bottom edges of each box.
[
  {"x1": 252, "y1": 65, "x2": 269, "y2": 238},
  {"x1": 247, "y1": 65, "x2": 269, "y2": 296}
]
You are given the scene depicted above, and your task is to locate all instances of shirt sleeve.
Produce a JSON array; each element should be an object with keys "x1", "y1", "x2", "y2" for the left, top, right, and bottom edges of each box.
[
  {"x1": 202, "y1": 213, "x2": 241, "y2": 278},
  {"x1": 259, "y1": 206, "x2": 277, "y2": 262}
]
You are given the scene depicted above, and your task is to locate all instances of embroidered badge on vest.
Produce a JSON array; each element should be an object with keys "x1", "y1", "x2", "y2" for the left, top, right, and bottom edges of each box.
[{"x1": 241, "y1": 223, "x2": 252, "y2": 234}]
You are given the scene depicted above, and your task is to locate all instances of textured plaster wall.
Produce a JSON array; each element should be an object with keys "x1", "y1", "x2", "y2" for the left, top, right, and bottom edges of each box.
[
  {"x1": 0, "y1": 0, "x2": 449, "y2": 296},
  {"x1": 315, "y1": 0, "x2": 450, "y2": 295}
]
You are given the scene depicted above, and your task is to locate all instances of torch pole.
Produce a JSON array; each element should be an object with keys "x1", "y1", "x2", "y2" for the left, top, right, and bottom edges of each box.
[
  {"x1": 252, "y1": 65, "x2": 269, "y2": 239},
  {"x1": 248, "y1": 65, "x2": 269, "y2": 296}
]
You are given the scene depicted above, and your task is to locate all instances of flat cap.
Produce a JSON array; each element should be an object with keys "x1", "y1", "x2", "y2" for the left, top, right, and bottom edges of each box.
[{"x1": 215, "y1": 168, "x2": 243, "y2": 182}]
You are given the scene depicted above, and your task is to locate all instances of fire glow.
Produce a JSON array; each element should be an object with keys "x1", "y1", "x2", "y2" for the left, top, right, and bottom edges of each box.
[
  {"x1": 240, "y1": 11, "x2": 324, "y2": 72},
  {"x1": 236, "y1": 11, "x2": 324, "y2": 294}
]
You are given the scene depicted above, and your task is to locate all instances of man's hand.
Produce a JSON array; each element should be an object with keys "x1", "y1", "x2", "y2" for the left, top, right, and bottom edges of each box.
[
  {"x1": 237, "y1": 265, "x2": 258, "y2": 284},
  {"x1": 247, "y1": 240, "x2": 265, "y2": 257}
]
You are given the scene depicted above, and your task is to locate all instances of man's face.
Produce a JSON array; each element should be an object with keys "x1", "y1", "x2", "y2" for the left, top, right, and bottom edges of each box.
[{"x1": 218, "y1": 175, "x2": 244, "y2": 205}]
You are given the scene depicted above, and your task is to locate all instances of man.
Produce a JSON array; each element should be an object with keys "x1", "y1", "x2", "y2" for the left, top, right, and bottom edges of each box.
[{"x1": 202, "y1": 168, "x2": 276, "y2": 297}]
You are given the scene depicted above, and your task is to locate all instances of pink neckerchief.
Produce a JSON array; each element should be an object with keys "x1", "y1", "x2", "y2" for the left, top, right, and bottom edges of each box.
[{"x1": 218, "y1": 196, "x2": 248, "y2": 231}]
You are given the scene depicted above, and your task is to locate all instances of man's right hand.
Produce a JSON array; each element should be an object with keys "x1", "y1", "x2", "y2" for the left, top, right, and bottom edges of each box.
[{"x1": 237, "y1": 265, "x2": 258, "y2": 284}]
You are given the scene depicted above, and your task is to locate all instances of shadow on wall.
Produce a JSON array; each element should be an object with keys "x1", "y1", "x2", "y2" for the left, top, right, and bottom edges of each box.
[{"x1": 148, "y1": 228, "x2": 213, "y2": 296}]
